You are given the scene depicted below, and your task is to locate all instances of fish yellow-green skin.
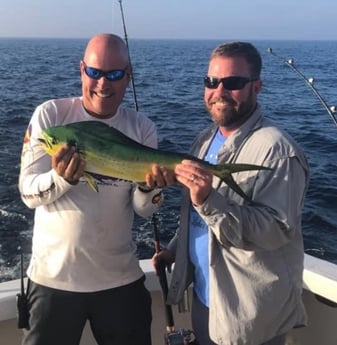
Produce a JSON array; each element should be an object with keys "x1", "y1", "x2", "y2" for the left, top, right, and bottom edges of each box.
[{"x1": 39, "y1": 121, "x2": 271, "y2": 201}]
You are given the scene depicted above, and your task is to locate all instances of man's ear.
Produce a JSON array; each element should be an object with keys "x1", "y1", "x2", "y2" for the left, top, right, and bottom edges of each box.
[
  {"x1": 126, "y1": 66, "x2": 132, "y2": 82},
  {"x1": 254, "y1": 79, "x2": 262, "y2": 93}
]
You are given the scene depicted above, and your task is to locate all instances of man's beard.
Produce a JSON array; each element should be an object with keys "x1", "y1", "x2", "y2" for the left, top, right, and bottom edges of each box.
[{"x1": 206, "y1": 88, "x2": 256, "y2": 128}]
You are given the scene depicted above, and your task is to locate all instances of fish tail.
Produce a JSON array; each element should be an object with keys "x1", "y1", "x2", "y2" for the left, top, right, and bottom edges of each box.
[
  {"x1": 214, "y1": 162, "x2": 271, "y2": 174},
  {"x1": 210, "y1": 163, "x2": 271, "y2": 202}
]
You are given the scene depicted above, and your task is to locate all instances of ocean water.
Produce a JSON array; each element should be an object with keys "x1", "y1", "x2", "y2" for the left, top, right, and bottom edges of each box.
[{"x1": 0, "y1": 38, "x2": 336, "y2": 282}]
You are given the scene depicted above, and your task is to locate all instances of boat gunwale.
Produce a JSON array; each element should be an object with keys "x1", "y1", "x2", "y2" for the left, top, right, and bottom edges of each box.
[{"x1": 0, "y1": 254, "x2": 336, "y2": 323}]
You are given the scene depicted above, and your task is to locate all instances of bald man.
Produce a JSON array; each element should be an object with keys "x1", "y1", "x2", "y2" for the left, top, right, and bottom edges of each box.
[{"x1": 19, "y1": 33, "x2": 161, "y2": 345}]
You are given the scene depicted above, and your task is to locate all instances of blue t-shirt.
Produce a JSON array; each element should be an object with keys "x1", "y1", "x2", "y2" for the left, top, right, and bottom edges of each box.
[{"x1": 188, "y1": 129, "x2": 226, "y2": 306}]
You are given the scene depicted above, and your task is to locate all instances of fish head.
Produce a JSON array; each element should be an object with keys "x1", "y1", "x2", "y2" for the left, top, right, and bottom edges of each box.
[{"x1": 38, "y1": 126, "x2": 77, "y2": 155}]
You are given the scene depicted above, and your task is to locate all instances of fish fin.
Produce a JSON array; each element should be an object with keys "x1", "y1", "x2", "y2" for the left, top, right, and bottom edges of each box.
[
  {"x1": 222, "y1": 173, "x2": 252, "y2": 202},
  {"x1": 66, "y1": 121, "x2": 140, "y2": 147},
  {"x1": 83, "y1": 172, "x2": 99, "y2": 192}
]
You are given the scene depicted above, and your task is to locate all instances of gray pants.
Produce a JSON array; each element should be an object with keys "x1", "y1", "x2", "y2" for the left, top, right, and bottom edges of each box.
[{"x1": 191, "y1": 293, "x2": 287, "y2": 345}]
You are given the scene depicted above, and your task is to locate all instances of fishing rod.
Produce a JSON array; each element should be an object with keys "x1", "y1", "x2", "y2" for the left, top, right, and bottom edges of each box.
[
  {"x1": 267, "y1": 48, "x2": 337, "y2": 128},
  {"x1": 117, "y1": 0, "x2": 139, "y2": 111},
  {"x1": 151, "y1": 214, "x2": 194, "y2": 345}
]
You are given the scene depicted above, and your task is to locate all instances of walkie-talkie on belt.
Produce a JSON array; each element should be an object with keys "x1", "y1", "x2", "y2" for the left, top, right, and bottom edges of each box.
[{"x1": 16, "y1": 252, "x2": 30, "y2": 329}]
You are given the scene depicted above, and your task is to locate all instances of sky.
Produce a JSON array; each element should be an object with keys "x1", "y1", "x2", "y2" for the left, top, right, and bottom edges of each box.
[{"x1": 0, "y1": 0, "x2": 337, "y2": 41}]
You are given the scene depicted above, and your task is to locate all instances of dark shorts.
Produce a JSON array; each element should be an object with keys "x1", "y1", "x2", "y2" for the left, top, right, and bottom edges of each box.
[{"x1": 22, "y1": 276, "x2": 152, "y2": 345}]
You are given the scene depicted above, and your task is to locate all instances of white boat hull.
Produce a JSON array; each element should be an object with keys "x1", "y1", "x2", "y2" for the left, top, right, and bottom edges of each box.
[{"x1": 1, "y1": 254, "x2": 336, "y2": 344}]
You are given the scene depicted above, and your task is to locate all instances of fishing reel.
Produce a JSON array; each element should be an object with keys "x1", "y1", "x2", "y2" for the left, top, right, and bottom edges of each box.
[{"x1": 165, "y1": 328, "x2": 195, "y2": 345}]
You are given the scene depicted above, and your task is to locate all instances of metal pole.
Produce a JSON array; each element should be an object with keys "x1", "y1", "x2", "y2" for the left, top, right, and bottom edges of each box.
[{"x1": 267, "y1": 48, "x2": 337, "y2": 128}]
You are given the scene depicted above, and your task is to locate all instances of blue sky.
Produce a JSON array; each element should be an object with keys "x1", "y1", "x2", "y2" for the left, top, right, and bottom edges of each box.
[{"x1": 1, "y1": 0, "x2": 336, "y2": 40}]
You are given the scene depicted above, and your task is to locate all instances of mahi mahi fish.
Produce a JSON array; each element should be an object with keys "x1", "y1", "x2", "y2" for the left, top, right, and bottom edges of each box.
[{"x1": 38, "y1": 121, "x2": 270, "y2": 201}]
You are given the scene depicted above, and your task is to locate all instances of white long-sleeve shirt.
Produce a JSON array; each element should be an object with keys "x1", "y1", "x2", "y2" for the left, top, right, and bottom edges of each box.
[{"x1": 19, "y1": 97, "x2": 162, "y2": 292}]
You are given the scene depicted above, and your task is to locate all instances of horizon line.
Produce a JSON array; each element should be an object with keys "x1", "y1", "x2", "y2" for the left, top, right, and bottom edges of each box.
[{"x1": 1, "y1": 36, "x2": 337, "y2": 42}]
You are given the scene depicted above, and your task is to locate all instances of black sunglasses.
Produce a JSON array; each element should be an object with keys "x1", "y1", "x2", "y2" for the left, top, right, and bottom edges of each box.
[
  {"x1": 204, "y1": 76, "x2": 258, "y2": 90},
  {"x1": 83, "y1": 62, "x2": 127, "y2": 82}
]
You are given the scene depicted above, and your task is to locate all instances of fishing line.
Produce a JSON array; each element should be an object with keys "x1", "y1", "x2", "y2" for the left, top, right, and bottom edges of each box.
[
  {"x1": 117, "y1": 0, "x2": 139, "y2": 111},
  {"x1": 267, "y1": 48, "x2": 337, "y2": 128}
]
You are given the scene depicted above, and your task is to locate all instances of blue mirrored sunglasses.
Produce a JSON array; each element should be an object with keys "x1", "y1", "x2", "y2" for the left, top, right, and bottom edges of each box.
[
  {"x1": 83, "y1": 62, "x2": 127, "y2": 82},
  {"x1": 204, "y1": 76, "x2": 258, "y2": 90}
]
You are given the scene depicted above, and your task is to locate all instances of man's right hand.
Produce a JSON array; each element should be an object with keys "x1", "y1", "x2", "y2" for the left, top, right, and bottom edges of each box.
[
  {"x1": 145, "y1": 164, "x2": 176, "y2": 189},
  {"x1": 151, "y1": 248, "x2": 175, "y2": 276},
  {"x1": 51, "y1": 145, "x2": 86, "y2": 184}
]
